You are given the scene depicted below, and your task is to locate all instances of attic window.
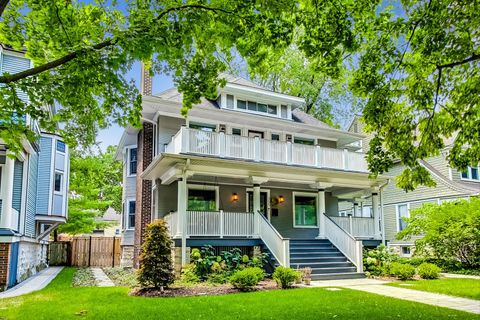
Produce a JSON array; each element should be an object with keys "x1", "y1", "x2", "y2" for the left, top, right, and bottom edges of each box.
[
  {"x1": 353, "y1": 123, "x2": 358, "y2": 133},
  {"x1": 281, "y1": 105, "x2": 288, "y2": 118},
  {"x1": 226, "y1": 95, "x2": 234, "y2": 109}
]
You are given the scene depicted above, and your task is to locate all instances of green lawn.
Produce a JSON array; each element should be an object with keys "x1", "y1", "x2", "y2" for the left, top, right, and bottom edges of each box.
[
  {"x1": 0, "y1": 268, "x2": 477, "y2": 320},
  {"x1": 387, "y1": 278, "x2": 480, "y2": 300}
]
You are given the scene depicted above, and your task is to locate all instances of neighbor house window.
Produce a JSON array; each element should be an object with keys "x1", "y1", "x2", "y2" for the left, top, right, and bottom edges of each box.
[
  {"x1": 294, "y1": 193, "x2": 317, "y2": 227},
  {"x1": 461, "y1": 166, "x2": 479, "y2": 181},
  {"x1": 128, "y1": 148, "x2": 137, "y2": 176},
  {"x1": 401, "y1": 246, "x2": 411, "y2": 255},
  {"x1": 54, "y1": 172, "x2": 62, "y2": 192},
  {"x1": 56, "y1": 140, "x2": 66, "y2": 153},
  {"x1": 397, "y1": 204, "x2": 409, "y2": 231},
  {"x1": 128, "y1": 200, "x2": 135, "y2": 228},
  {"x1": 187, "y1": 188, "x2": 217, "y2": 211}
]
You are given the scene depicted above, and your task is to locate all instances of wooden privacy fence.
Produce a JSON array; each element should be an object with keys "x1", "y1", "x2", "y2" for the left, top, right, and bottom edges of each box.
[{"x1": 49, "y1": 237, "x2": 121, "y2": 267}]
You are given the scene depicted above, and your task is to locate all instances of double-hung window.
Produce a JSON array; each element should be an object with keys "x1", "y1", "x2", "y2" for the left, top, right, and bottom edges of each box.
[
  {"x1": 187, "y1": 187, "x2": 217, "y2": 211},
  {"x1": 293, "y1": 193, "x2": 317, "y2": 227},
  {"x1": 128, "y1": 148, "x2": 137, "y2": 176},
  {"x1": 397, "y1": 204, "x2": 409, "y2": 231},
  {"x1": 127, "y1": 200, "x2": 136, "y2": 229},
  {"x1": 461, "y1": 166, "x2": 479, "y2": 181}
]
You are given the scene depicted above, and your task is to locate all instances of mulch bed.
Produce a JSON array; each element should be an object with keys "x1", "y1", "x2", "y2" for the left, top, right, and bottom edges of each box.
[{"x1": 131, "y1": 279, "x2": 295, "y2": 297}]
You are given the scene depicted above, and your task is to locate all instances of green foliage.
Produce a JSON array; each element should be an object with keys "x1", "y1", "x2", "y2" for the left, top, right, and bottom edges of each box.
[
  {"x1": 180, "y1": 264, "x2": 200, "y2": 284},
  {"x1": 138, "y1": 220, "x2": 174, "y2": 289},
  {"x1": 417, "y1": 263, "x2": 441, "y2": 280},
  {"x1": 58, "y1": 146, "x2": 122, "y2": 235},
  {"x1": 350, "y1": 1, "x2": 480, "y2": 190},
  {"x1": 272, "y1": 266, "x2": 301, "y2": 289},
  {"x1": 229, "y1": 267, "x2": 264, "y2": 292},
  {"x1": 397, "y1": 198, "x2": 480, "y2": 268},
  {"x1": 363, "y1": 244, "x2": 400, "y2": 276},
  {"x1": 389, "y1": 262, "x2": 416, "y2": 280}
]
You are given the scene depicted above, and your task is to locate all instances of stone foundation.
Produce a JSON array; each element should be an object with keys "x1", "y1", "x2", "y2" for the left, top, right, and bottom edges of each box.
[
  {"x1": 173, "y1": 246, "x2": 190, "y2": 277},
  {"x1": 17, "y1": 241, "x2": 48, "y2": 283},
  {"x1": 120, "y1": 245, "x2": 134, "y2": 268}
]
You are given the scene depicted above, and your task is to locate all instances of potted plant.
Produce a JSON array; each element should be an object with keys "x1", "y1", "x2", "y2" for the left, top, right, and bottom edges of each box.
[{"x1": 302, "y1": 267, "x2": 312, "y2": 285}]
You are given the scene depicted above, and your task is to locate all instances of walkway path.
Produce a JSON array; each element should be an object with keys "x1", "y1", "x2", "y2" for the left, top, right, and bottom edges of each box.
[
  {"x1": 0, "y1": 266, "x2": 63, "y2": 299},
  {"x1": 311, "y1": 278, "x2": 480, "y2": 315},
  {"x1": 91, "y1": 268, "x2": 114, "y2": 287},
  {"x1": 441, "y1": 273, "x2": 480, "y2": 280}
]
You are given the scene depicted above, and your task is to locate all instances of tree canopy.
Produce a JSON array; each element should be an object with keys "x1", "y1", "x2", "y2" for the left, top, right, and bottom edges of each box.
[
  {"x1": 1, "y1": 0, "x2": 478, "y2": 190},
  {"x1": 58, "y1": 145, "x2": 122, "y2": 235}
]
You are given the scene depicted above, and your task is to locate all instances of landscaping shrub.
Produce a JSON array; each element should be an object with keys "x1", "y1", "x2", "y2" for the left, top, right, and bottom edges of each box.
[
  {"x1": 273, "y1": 266, "x2": 301, "y2": 289},
  {"x1": 389, "y1": 262, "x2": 415, "y2": 280},
  {"x1": 418, "y1": 263, "x2": 441, "y2": 279},
  {"x1": 229, "y1": 267, "x2": 264, "y2": 291},
  {"x1": 137, "y1": 220, "x2": 175, "y2": 290},
  {"x1": 180, "y1": 264, "x2": 200, "y2": 284},
  {"x1": 363, "y1": 244, "x2": 399, "y2": 276}
]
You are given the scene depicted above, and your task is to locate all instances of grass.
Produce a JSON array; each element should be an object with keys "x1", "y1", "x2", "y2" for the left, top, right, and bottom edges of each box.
[
  {"x1": 387, "y1": 278, "x2": 480, "y2": 300},
  {"x1": 0, "y1": 268, "x2": 477, "y2": 320}
]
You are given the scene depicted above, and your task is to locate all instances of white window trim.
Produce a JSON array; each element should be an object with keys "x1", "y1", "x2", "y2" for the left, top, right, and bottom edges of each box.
[
  {"x1": 126, "y1": 198, "x2": 136, "y2": 230},
  {"x1": 245, "y1": 188, "x2": 271, "y2": 220},
  {"x1": 460, "y1": 166, "x2": 480, "y2": 182},
  {"x1": 396, "y1": 203, "x2": 410, "y2": 232},
  {"x1": 187, "y1": 184, "x2": 219, "y2": 211},
  {"x1": 227, "y1": 93, "x2": 286, "y2": 119},
  {"x1": 292, "y1": 191, "x2": 318, "y2": 228},
  {"x1": 126, "y1": 146, "x2": 137, "y2": 177}
]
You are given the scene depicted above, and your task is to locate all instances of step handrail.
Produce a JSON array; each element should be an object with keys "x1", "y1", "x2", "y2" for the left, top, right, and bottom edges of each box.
[
  {"x1": 324, "y1": 214, "x2": 363, "y2": 273},
  {"x1": 255, "y1": 211, "x2": 290, "y2": 267}
]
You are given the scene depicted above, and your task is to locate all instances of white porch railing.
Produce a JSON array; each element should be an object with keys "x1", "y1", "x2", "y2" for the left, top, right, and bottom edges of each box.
[
  {"x1": 255, "y1": 211, "x2": 290, "y2": 267},
  {"x1": 330, "y1": 216, "x2": 376, "y2": 239},
  {"x1": 166, "y1": 127, "x2": 368, "y2": 172},
  {"x1": 185, "y1": 210, "x2": 254, "y2": 237},
  {"x1": 324, "y1": 214, "x2": 363, "y2": 272},
  {"x1": 163, "y1": 211, "x2": 178, "y2": 236}
]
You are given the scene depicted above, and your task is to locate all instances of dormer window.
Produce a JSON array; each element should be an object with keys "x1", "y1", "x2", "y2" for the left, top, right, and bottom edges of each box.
[
  {"x1": 218, "y1": 94, "x2": 291, "y2": 119},
  {"x1": 461, "y1": 166, "x2": 479, "y2": 181}
]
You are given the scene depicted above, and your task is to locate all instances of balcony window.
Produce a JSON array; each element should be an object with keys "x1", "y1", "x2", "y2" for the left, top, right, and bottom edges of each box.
[
  {"x1": 188, "y1": 188, "x2": 217, "y2": 211},
  {"x1": 237, "y1": 100, "x2": 247, "y2": 109},
  {"x1": 281, "y1": 105, "x2": 288, "y2": 118},
  {"x1": 461, "y1": 166, "x2": 480, "y2": 181},
  {"x1": 232, "y1": 128, "x2": 242, "y2": 136},
  {"x1": 271, "y1": 134, "x2": 280, "y2": 141},
  {"x1": 293, "y1": 193, "x2": 317, "y2": 227},
  {"x1": 128, "y1": 148, "x2": 137, "y2": 176},
  {"x1": 268, "y1": 105, "x2": 277, "y2": 115},
  {"x1": 226, "y1": 94, "x2": 234, "y2": 109},
  {"x1": 294, "y1": 137, "x2": 315, "y2": 145},
  {"x1": 190, "y1": 123, "x2": 216, "y2": 132}
]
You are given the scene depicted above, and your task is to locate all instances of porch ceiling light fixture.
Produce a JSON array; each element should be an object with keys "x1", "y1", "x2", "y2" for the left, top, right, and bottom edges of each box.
[
  {"x1": 278, "y1": 195, "x2": 285, "y2": 204},
  {"x1": 231, "y1": 193, "x2": 239, "y2": 202}
]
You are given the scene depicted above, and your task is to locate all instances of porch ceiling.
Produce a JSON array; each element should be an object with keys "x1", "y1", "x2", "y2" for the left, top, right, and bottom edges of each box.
[{"x1": 143, "y1": 153, "x2": 390, "y2": 190}]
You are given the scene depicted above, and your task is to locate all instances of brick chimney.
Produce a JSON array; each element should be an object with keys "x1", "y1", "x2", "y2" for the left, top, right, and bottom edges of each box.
[
  {"x1": 140, "y1": 62, "x2": 152, "y2": 96},
  {"x1": 133, "y1": 62, "x2": 154, "y2": 267}
]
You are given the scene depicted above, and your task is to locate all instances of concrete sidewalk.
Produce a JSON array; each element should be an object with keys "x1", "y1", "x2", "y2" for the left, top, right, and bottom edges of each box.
[
  {"x1": 311, "y1": 278, "x2": 480, "y2": 314},
  {"x1": 0, "y1": 266, "x2": 63, "y2": 299}
]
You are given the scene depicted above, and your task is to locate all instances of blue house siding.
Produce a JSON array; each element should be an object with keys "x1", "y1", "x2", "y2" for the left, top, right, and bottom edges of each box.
[
  {"x1": 1, "y1": 53, "x2": 30, "y2": 102},
  {"x1": 12, "y1": 159, "x2": 23, "y2": 213},
  {"x1": 25, "y1": 152, "x2": 38, "y2": 237},
  {"x1": 36, "y1": 137, "x2": 53, "y2": 215}
]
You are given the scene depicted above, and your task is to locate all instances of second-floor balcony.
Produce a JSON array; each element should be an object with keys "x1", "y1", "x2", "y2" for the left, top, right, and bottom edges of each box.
[{"x1": 165, "y1": 127, "x2": 369, "y2": 173}]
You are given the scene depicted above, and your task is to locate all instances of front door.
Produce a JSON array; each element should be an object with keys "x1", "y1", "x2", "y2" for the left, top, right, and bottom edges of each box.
[
  {"x1": 248, "y1": 130, "x2": 264, "y2": 139},
  {"x1": 247, "y1": 191, "x2": 269, "y2": 219}
]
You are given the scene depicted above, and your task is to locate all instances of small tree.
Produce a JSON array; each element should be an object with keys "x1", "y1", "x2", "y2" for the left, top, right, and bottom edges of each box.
[
  {"x1": 397, "y1": 198, "x2": 480, "y2": 268},
  {"x1": 138, "y1": 220, "x2": 174, "y2": 290}
]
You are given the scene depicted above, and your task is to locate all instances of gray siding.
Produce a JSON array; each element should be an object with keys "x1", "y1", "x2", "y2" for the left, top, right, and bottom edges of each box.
[
  {"x1": 156, "y1": 182, "x2": 178, "y2": 218},
  {"x1": 12, "y1": 159, "x2": 23, "y2": 213},
  {"x1": 36, "y1": 137, "x2": 52, "y2": 214},
  {"x1": 25, "y1": 152, "x2": 38, "y2": 237}
]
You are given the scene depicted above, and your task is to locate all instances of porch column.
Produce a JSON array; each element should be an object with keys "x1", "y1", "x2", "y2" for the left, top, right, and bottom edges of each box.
[
  {"x1": 372, "y1": 191, "x2": 381, "y2": 239},
  {"x1": 0, "y1": 157, "x2": 15, "y2": 229},
  {"x1": 353, "y1": 202, "x2": 360, "y2": 217},
  {"x1": 253, "y1": 184, "x2": 261, "y2": 235},
  {"x1": 177, "y1": 176, "x2": 188, "y2": 266},
  {"x1": 316, "y1": 189, "x2": 326, "y2": 239}
]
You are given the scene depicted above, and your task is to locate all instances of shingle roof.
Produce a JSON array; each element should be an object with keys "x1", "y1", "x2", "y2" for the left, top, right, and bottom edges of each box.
[{"x1": 291, "y1": 108, "x2": 333, "y2": 129}]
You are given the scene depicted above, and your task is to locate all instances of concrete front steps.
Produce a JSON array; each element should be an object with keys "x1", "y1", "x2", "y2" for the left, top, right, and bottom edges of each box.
[{"x1": 289, "y1": 239, "x2": 365, "y2": 280}]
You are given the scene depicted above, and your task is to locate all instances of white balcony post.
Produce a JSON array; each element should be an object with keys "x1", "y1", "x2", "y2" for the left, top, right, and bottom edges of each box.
[
  {"x1": 253, "y1": 184, "x2": 261, "y2": 235},
  {"x1": 181, "y1": 126, "x2": 189, "y2": 153},
  {"x1": 316, "y1": 188, "x2": 326, "y2": 239},
  {"x1": 315, "y1": 145, "x2": 322, "y2": 167},
  {"x1": 343, "y1": 149, "x2": 348, "y2": 170},
  {"x1": 372, "y1": 191, "x2": 381, "y2": 239},
  {"x1": 348, "y1": 213, "x2": 353, "y2": 235},
  {"x1": 353, "y1": 202, "x2": 360, "y2": 217},
  {"x1": 219, "y1": 209, "x2": 224, "y2": 238},
  {"x1": 219, "y1": 132, "x2": 226, "y2": 158},
  {"x1": 254, "y1": 137, "x2": 260, "y2": 162},
  {"x1": 0, "y1": 157, "x2": 15, "y2": 229},
  {"x1": 286, "y1": 141, "x2": 292, "y2": 164},
  {"x1": 177, "y1": 176, "x2": 188, "y2": 266}
]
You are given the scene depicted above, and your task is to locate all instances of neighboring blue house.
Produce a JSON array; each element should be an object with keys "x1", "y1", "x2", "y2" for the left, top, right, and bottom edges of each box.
[{"x1": 0, "y1": 44, "x2": 70, "y2": 290}]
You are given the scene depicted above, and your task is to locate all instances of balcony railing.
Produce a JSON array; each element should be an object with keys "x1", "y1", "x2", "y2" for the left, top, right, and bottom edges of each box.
[
  {"x1": 166, "y1": 127, "x2": 368, "y2": 172},
  {"x1": 330, "y1": 216, "x2": 376, "y2": 239}
]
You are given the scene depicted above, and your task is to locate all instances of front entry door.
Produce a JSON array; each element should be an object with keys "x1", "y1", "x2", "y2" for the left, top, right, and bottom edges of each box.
[
  {"x1": 248, "y1": 130, "x2": 264, "y2": 139},
  {"x1": 247, "y1": 191, "x2": 269, "y2": 219}
]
